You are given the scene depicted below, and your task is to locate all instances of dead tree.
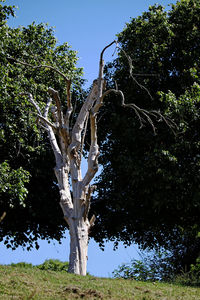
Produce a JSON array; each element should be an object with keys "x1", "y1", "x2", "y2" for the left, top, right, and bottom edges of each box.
[{"x1": 14, "y1": 41, "x2": 174, "y2": 275}]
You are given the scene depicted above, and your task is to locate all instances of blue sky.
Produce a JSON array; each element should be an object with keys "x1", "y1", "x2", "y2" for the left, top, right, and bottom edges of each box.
[{"x1": 1, "y1": 0, "x2": 176, "y2": 277}]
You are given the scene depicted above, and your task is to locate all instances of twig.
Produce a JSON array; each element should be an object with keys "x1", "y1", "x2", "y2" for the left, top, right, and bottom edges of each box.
[
  {"x1": 0, "y1": 212, "x2": 6, "y2": 223},
  {"x1": 8, "y1": 56, "x2": 70, "y2": 83},
  {"x1": 117, "y1": 47, "x2": 154, "y2": 100}
]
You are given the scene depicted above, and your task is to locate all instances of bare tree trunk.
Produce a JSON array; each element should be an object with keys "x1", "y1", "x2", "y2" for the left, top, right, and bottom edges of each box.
[
  {"x1": 68, "y1": 217, "x2": 89, "y2": 275},
  {"x1": 23, "y1": 44, "x2": 116, "y2": 275}
]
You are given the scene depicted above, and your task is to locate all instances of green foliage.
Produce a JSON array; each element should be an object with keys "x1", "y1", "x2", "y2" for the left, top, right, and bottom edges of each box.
[
  {"x1": 9, "y1": 260, "x2": 69, "y2": 272},
  {"x1": 91, "y1": 0, "x2": 200, "y2": 273},
  {"x1": 0, "y1": 161, "x2": 30, "y2": 208},
  {"x1": 37, "y1": 259, "x2": 69, "y2": 272},
  {"x1": 113, "y1": 250, "x2": 175, "y2": 282},
  {"x1": 113, "y1": 260, "x2": 150, "y2": 281},
  {"x1": 0, "y1": 0, "x2": 15, "y2": 25},
  {"x1": 10, "y1": 262, "x2": 33, "y2": 269},
  {"x1": 0, "y1": 3, "x2": 83, "y2": 249},
  {"x1": 173, "y1": 257, "x2": 200, "y2": 287}
]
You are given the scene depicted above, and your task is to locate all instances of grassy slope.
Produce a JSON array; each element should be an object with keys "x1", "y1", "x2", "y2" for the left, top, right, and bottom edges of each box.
[{"x1": 0, "y1": 265, "x2": 200, "y2": 299}]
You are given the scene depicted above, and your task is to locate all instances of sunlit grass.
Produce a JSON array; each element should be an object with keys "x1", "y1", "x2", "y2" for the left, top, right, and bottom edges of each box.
[{"x1": 0, "y1": 263, "x2": 200, "y2": 299}]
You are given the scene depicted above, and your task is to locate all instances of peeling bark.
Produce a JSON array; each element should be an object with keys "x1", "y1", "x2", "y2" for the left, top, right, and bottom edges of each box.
[
  {"x1": 22, "y1": 42, "x2": 124, "y2": 275},
  {"x1": 21, "y1": 40, "x2": 173, "y2": 275}
]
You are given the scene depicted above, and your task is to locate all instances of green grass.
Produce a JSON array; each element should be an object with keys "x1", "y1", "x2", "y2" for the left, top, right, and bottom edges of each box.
[{"x1": 0, "y1": 263, "x2": 200, "y2": 299}]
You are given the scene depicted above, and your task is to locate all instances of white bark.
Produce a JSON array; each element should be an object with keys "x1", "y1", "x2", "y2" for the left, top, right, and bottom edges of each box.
[
  {"x1": 25, "y1": 41, "x2": 124, "y2": 275},
  {"x1": 68, "y1": 218, "x2": 89, "y2": 275},
  {"x1": 20, "y1": 40, "x2": 176, "y2": 276}
]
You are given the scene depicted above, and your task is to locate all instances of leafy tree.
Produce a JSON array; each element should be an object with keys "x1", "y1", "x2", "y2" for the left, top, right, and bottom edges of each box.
[
  {"x1": 91, "y1": 0, "x2": 200, "y2": 265},
  {"x1": 0, "y1": 0, "x2": 15, "y2": 23},
  {"x1": 0, "y1": 1, "x2": 83, "y2": 249}
]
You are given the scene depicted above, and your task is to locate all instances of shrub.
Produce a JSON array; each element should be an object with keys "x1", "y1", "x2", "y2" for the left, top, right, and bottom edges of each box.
[
  {"x1": 37, "y1": 259, "x2": 69, "y2": 272},
  {"x1": 10, "y1": 262, "x2": 33, "y2": 268},
  {"x1": 174, "y1": 258, "x2": 200, "y2": 287},
  {"x1": 112, "y1": 249, "x2": 175, "y2": 281}
]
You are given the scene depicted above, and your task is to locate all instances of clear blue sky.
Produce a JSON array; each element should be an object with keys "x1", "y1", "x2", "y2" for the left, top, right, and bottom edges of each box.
[{"x1": 1, "y1": 0, "x2": 176, "y2": 277}]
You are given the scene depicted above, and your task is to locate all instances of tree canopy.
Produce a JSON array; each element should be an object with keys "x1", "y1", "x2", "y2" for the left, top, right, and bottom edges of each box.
[
  {"x1": 0, "y1": 1, "x2": 83, "y2": 249},
  {"x1": 91, "y1": 0, "x2": 200, "y2": 263}
]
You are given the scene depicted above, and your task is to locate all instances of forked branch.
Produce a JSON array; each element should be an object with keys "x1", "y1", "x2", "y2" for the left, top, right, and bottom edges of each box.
[
  {"x1": 69, "y1": 80, "x2": 98, "y2": 155},
  {"x1": 123, "y1": 102, "x2": 177, "y2": 134},
  {"x1": 22, "y1": 93, "x2": 63, "y2": 166},
  {"x1": 94, "y1": 41, "x2": 177, "y2": 134},
  {"x1": 9, "y1": 56, "x2": 72, "y2": 109},
  {"x1": 35, "y1": 114, "x2": 57, "y2": 131},
  {"x1": 82, "y1": 113, "x2": 99, "y2": 187}
]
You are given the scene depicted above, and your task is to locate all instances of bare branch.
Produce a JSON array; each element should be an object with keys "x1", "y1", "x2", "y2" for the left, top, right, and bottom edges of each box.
[
  {"x1": 38, "y1": 123, "x2": 49, "y2": 132},
  {"x1": 10, "y1": 56, "x2": 75, "y2": 113},
  {"x1": 92, "y1": 88, "x2": 125, "y2": 115},
  {"x1": 65, "y1": 106, "x2": 73, "y2": 132},
  {"x1": 36, "y1": 114, "x2": 57, "y2": 131},
  {"x1": 97, "y1": 40, "x2": 117, "y2": 99},
  {"x1": 48, "y1": 127, "x2": 63, "y2": 166},
  {"x1": 8, "y1": 56, "x2": 70, "y2": 83},
  {"x1": 82, "y1": 113, "x2": 99, "y2": 187},
  {"x1": 69, "y1": 80, "x2": 98, "y2": 155},
  {"x1": 44, "y1": 97, "x2": 52, "y2": 118},
  {"x1": 23, "y1": 92, "x2": 62, "y2": 166},
  {"x1": 123, "y1": 102, "x2": 177, "y2": 134},
  {"x1": 89, "y1": 214, "x2": 96, "y2": 228},
  {"x1": 83, "y1": 185, "x2": 96, "y2": 221},
  {"x1": 48, "y1": 87, "x2": 64, "y2": 127},
  {"x1": 22, "y1": 94, "x2": 57, "y2": 130},
  {"x1": 51, "y1": 105, "x2": 59, "y2": 125},
  {"x1": 117, "y1": 47, "x2": 153, "y2": 100},
  {"x1": 21, "y1": 93, "x2": 42, "y2": 115},
  {"x1": 99, "y1": 40, "x2": 117, "y2": 67},
  {"x1": 0, "y1": 212, "x2": 6, "y2": 223},
  {"x1": 103, "y1": 46, "x2": 177, "y2": 134},
  {"x1": 93, "y1": 86, "x2": 176, "y2": 135},
  {"x1": 66, "y1": 79, "x2": 72, "y2": 110},
  {"x1": 80, "y1": 112, "x2": 89, "y2": 164},
  {"x1": 64, "y1": 80, "x2": 73, "y2": 134}
]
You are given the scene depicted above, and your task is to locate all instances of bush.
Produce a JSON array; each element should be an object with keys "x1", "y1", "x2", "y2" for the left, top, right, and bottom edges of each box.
[
  {"x1": 112, "y1": 249, "x2": 175, "y2": 281},
  {"x1": 174, "y1": 258, "x2": 200, "y2": 287},
  {"x1": 37, "y1": 259, "x2": 69, "y2": 272},
  {"x1": 10, "y1": 262, "x2": 33, "y2": 268}
]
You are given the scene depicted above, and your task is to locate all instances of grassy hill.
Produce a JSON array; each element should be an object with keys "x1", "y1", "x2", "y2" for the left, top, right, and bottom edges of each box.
[{"x1": 0, "y1": 263, "x2": 200, "y2": 299}]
